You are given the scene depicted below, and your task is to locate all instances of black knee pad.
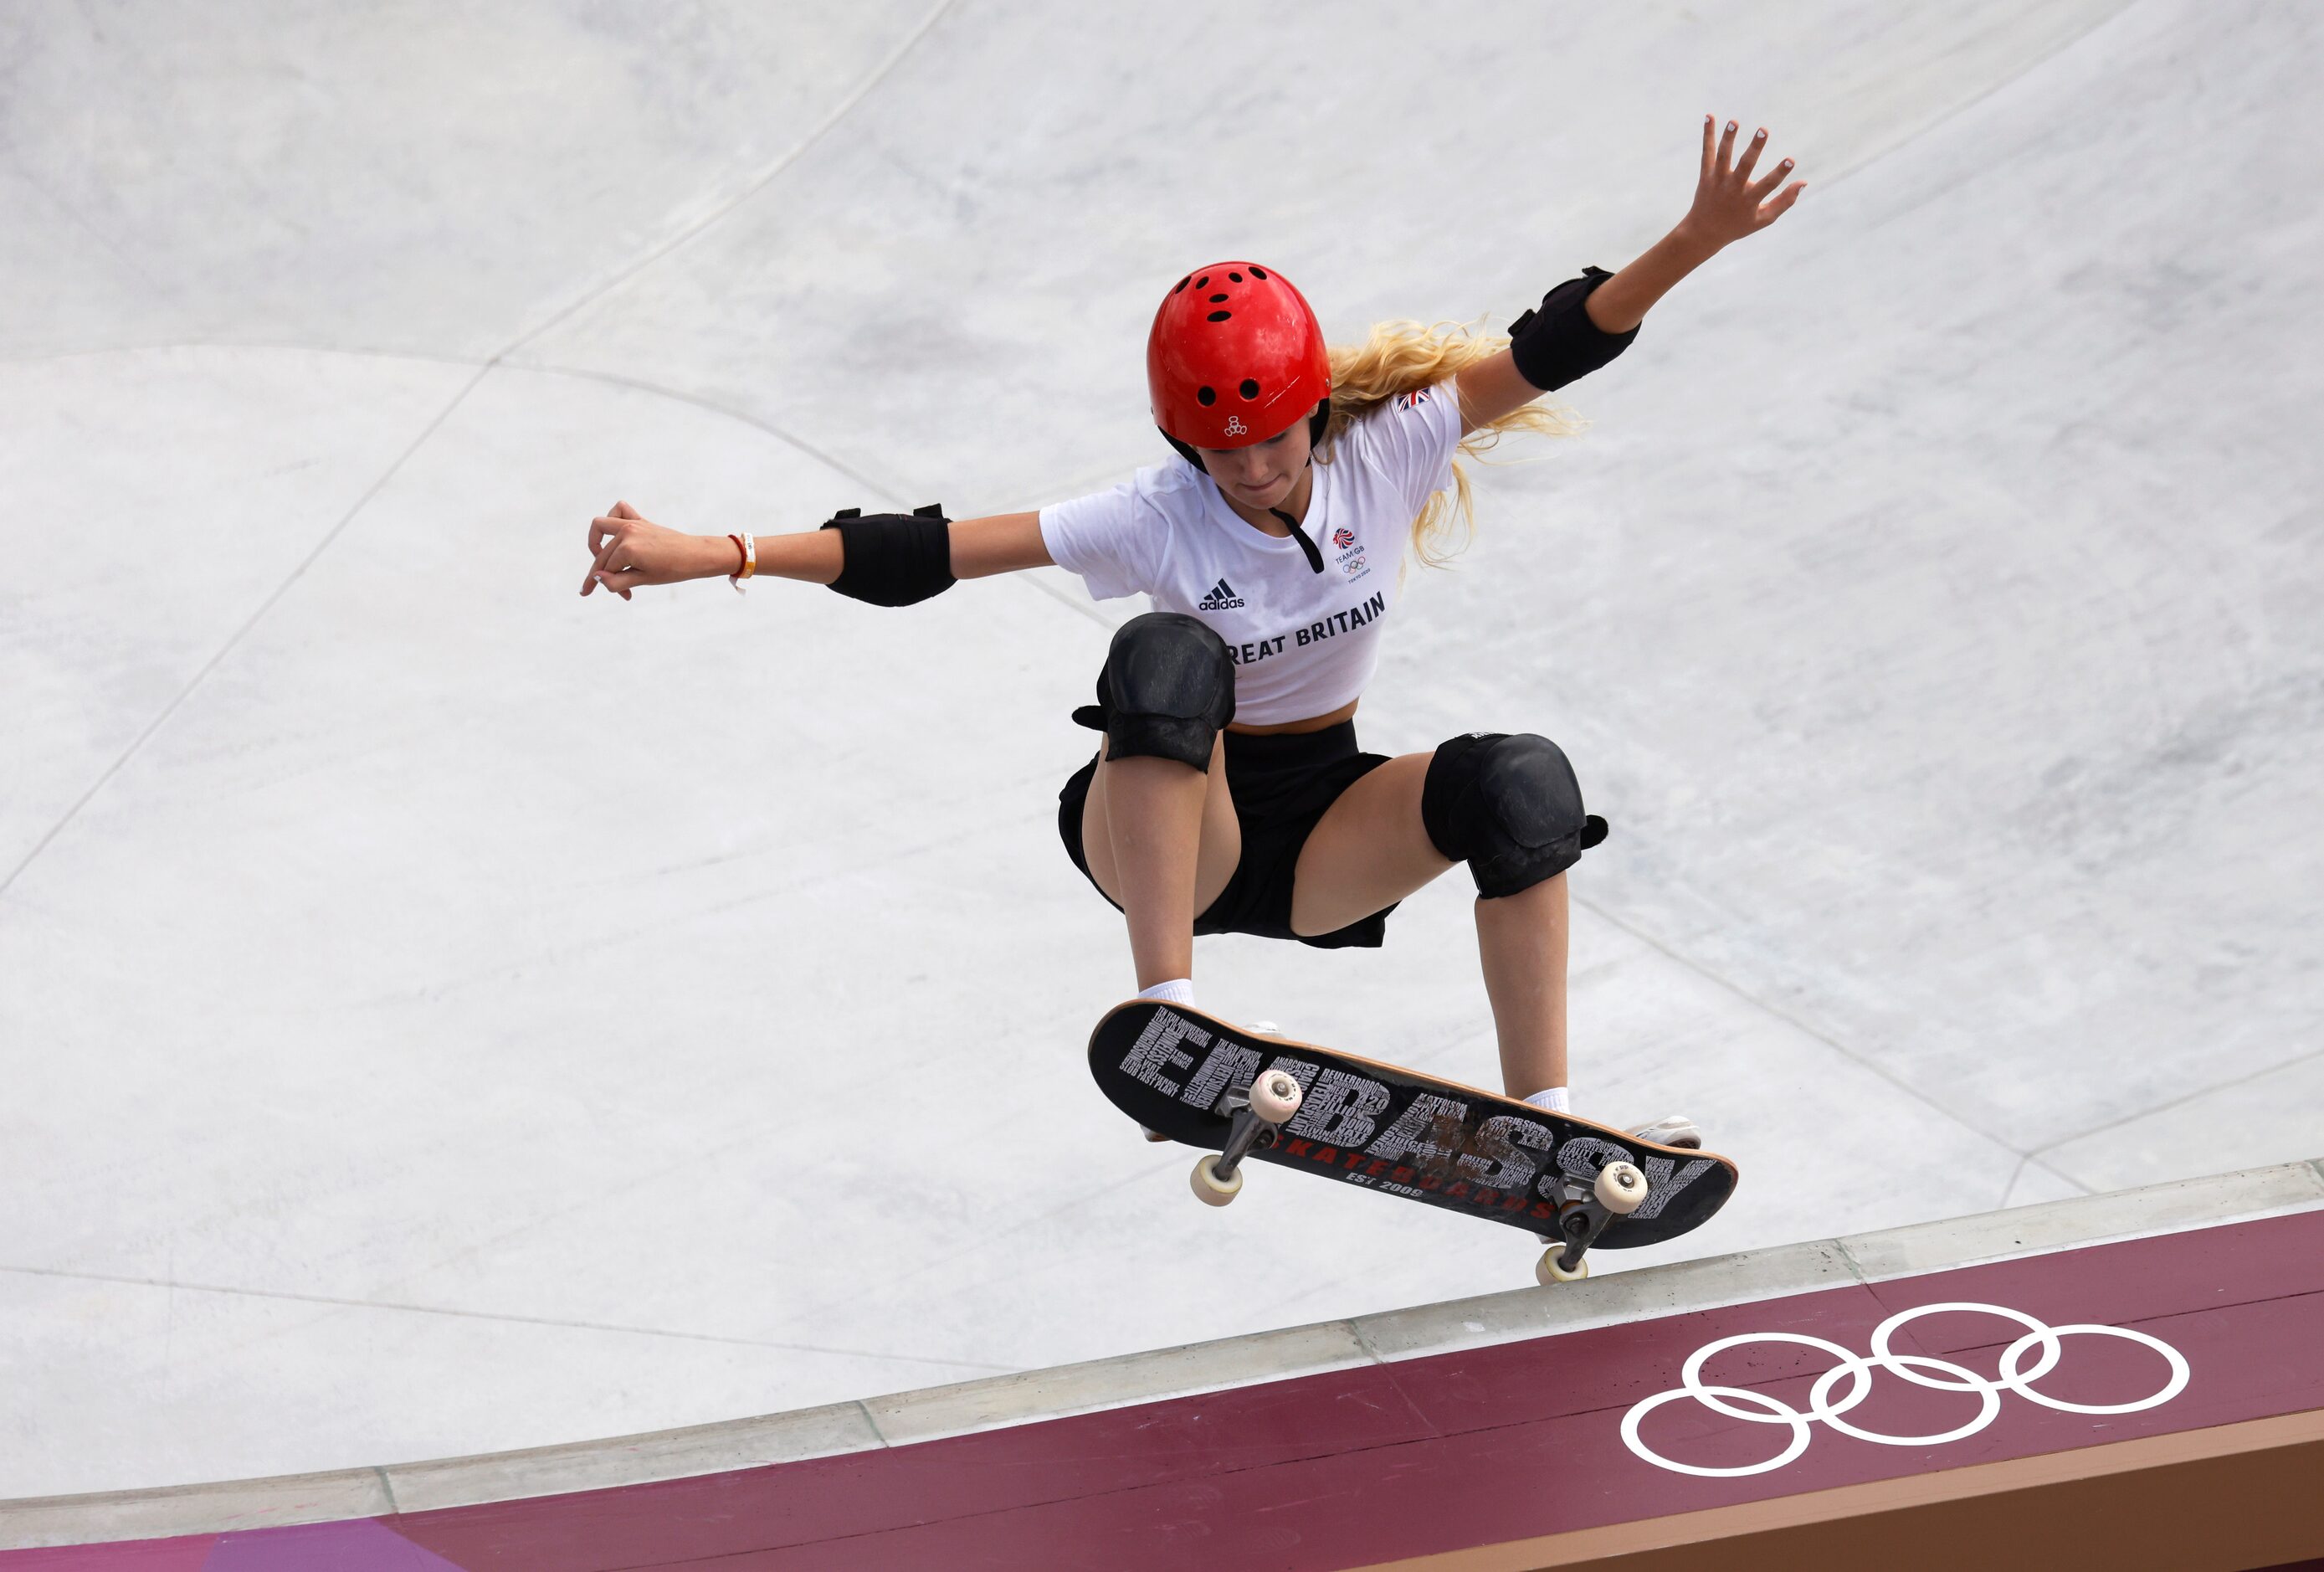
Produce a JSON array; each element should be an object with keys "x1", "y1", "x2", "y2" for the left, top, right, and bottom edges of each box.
[
  {"x1": 1421, "y1": 732, "x2": 1609, "y2": 898},
  {"x1": 1072, "y1": 612, "x2": 1235, "y2": 770}
]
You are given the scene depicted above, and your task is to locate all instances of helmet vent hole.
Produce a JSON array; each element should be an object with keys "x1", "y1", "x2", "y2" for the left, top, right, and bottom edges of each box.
[
  {"x1": 1173, "y1": 276, "x2": 1190, "y2": 294},
  {"x1": 1249, "y1": 265, "x2": 1268, "y2": 280},
  {"x1": 1239, "y1": 379, "x2": 1259, "y2": 400},
  {"x1": 1206, "y1": 310, "x2": 1231, "y2": 322},
  {"x1": 1197, "y1": 386, "x2": 1217, "y2": 406},
  {"x1": 1197, "y1": 275, "x2": 1209, "y2": 289},
  {"x1": 1208, "y1": 293, "x2": 1228, "y2": 303},
  {"x1": 1229, "y1": 270, "x2": 1244, "y2": 282}
]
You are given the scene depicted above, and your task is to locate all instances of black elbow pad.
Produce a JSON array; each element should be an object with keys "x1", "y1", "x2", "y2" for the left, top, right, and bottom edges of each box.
[
  {"x1": 1507, "y1": 266, "x2": 1639, "y2": 392},
  {"x1": 819, "y1": 504, "x2": 955, "y2": 606}
]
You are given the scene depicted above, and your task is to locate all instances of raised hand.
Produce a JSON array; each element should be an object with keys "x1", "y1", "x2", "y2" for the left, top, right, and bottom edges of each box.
[
  {"x1": 1681, "y1": 117, "x2": 1805, "y2": 251},
  {"x1": 582, "y1": 501, "x2": 722, "y2": 599}
]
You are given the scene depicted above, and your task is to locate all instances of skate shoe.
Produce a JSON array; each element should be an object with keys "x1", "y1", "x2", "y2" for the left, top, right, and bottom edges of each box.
[{"x1": 1625, "y1": 1113, "x2": 1702, "y2": 1150}]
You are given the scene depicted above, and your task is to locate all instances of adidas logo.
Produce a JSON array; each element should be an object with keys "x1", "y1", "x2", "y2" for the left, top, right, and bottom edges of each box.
[{"x1": 1196, "y1": 578, "x2": 1245, "y2": 611}]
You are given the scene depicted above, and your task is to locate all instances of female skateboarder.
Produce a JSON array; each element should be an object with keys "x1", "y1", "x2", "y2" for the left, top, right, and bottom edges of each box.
[{"x1": 583, "y1": 117, "x2": 1803, "y2": 1139}]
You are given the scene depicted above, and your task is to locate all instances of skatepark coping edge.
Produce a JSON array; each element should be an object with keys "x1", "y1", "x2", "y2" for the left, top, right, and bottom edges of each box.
[{"x1": 3, "y1": 1158, "x2": 2319, "y2": 1552}]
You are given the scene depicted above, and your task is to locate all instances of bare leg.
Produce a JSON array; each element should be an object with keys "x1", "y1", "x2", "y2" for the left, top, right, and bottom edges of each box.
[
  {"x1": 1286, "y1": 753, "x2": 1448, "y2": 937},
  {"x1": 1101, "y1": 754, "x2": 1203, "y2": 988},
  {"x1": 1473, "y1": 873, "x2": 1570, "y2": 1101},
  {"x1": 1290, "y1": 755, "x2": 1573, "y2": 1100},
  {"x1": 1079, "y1": 736, "x2": 1240, "y2": 991},
  {"x1": 1275, "y1": 744, "x2": 1583, "y2": 1102}
]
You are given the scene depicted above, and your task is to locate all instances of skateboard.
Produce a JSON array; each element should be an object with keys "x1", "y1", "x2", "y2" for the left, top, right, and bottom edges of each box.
[{"x1": 1088, "y1": 1001, "x2": 1739, "y2": 1285}]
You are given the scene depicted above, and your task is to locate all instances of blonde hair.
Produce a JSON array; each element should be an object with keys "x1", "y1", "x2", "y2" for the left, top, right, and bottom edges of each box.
[{"x1": 1321, "y1": 320, "x2": 1584, "y2": 568}]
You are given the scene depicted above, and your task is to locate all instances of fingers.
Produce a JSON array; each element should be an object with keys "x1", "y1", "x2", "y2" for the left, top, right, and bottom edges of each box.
[
  {"x1": 1746, "y1": 152, "x2": 1797, "y2": 201},
  {"x1": 1758, "y1": 180, "x2": 1807, "y2": 225},
  {"x1": 1705, "y1": 116, "x2": 1793, "y2": 186},
  {"x1": 585, "y1": 510, "x2": 623, "y2": 593},
  {"x1": 594, "y1": 530, "x2": 632, "y2": 581},
  {"x1": 587, "y1": 504, "x2": 647, "y2": 557},
  {"x1": 584, "y1": 516, "x2": 634, "y2": 598},
  {"x1": 586, "y1": 540, "x2": 639, "y2": 598},
  {"x1": 1700, "y1": 116, "x2": 1803, "y2": 235}
]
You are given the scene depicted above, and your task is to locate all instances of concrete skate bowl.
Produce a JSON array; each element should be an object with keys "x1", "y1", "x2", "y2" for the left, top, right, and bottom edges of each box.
[{"x1": 3, "y1": 0, "x2": 2320, "y2": 1523}]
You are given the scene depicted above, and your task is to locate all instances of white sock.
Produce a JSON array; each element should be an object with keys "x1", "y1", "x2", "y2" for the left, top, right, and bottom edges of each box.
[
  {"x1": 1524, "y1": 1086, "x2": 1571, "y2": 1114},
  {"x1": 1137, "y1": 978, "x2": 1197, "y2": 1007}
]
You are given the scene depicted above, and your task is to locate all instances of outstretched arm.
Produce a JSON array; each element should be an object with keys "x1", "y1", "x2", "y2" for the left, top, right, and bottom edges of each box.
[
  {"x1": 948, "y1": 511, "x2": 1051, "y2": 578},
  {"x1": 1457, "y1": 116, "x2": 1805, "y2": 434},
  {"x1": 582, "y1": 506, "x2": 1050, "y2": 600}
]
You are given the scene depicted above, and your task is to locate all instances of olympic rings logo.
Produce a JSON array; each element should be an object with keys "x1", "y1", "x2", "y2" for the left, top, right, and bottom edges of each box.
[{"x1": 1621, "y1": 1301, "x2": 2190, "y2": 1477}]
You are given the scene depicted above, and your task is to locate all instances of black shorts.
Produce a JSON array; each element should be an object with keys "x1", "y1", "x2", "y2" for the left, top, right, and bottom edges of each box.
[{"x1": 1057, "y1": 719, "x2": 1400, "y2": 949}]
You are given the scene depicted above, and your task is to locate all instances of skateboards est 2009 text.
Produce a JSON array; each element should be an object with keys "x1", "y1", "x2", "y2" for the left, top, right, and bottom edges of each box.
[{"x1": 1087, "y1": 1001, "x2": 1738, "y2": 1284}]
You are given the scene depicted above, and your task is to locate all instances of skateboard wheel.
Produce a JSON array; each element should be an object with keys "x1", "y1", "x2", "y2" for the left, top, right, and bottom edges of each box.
[
  {"x1": 1537, "y1": 1250, "x2": 1590, "y2": 1286},
  {"x1": 1248, "y1": 1071, "x2": 1302, "y2": 1123},
  {"x1": 1594, "y1": 1160, "x2": 1648, "y2": 1215},
  {"x1": 1190, "y1": 1154, "x2": 1244, "y2": 1207}
]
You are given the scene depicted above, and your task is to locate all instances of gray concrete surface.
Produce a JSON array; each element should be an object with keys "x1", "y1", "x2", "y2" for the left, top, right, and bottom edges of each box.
[{"x1": 2, "y1": 0, "x2": 2318, "y2": 1499}]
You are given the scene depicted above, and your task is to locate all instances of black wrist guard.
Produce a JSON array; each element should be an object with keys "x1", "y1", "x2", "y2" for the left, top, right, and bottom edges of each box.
[
  {"x1": 818, "y1": 504, "x2": 955, "y2": 607},
  {"x1": 1506, "y1": 265, "x2": 1639, "y2": 392}
]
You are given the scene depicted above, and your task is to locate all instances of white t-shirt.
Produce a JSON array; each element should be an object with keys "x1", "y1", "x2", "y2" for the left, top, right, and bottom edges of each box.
[{"x1": 1039, "y1": 384, "x2": 1465, "y2": 726}]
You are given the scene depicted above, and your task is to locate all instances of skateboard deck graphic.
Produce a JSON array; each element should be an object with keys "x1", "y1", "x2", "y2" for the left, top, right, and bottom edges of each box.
[{"x1": 1089, "y1": 1002, "x2": 1738, "y2": 1254}]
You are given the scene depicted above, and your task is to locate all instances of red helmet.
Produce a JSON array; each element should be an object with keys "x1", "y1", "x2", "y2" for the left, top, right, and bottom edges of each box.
[{"x1": 1147, "y1": 261, "x2": 1331, "y2": 451}]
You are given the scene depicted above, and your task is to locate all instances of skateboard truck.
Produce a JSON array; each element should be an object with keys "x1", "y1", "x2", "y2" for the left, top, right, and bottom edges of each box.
[
  {"x1": 1189, "y1": 1071, "x2": 1304, "y2": 1207},
  {"x1": 1535, "y1": 1157, "x2": 1649, "y2": 1286}
]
